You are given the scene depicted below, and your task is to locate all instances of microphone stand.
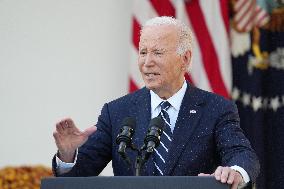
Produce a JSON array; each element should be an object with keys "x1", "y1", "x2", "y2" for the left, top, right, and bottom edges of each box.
[
  {"x1": 130, "y1": 145, "x2": 147, "y2": 176},
  {"x1": 135, "y1": 150, "x2": 143, "y2": 176},
  {"x1": 120, "y1": 144, "x2": 150, "y2": 176}
]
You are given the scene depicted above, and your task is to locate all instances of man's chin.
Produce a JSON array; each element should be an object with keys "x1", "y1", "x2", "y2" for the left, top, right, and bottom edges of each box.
[{"x1": 145, "y1": 83, "x2": 159, "y2": 91}]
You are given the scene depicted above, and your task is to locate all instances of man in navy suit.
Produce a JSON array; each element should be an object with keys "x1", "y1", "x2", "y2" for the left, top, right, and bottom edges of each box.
[{"x1": 53, "y1": 16, "x2": 259, "y2": 189}]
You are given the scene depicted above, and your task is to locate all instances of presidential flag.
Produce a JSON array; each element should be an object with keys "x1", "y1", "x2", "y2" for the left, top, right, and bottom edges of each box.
[{"x1": 231, "y1": 0, "x2": 284, "y2": 188}]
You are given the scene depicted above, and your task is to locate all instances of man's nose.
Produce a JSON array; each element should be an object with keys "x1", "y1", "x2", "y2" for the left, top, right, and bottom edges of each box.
[{"x1": 144, "y1": 53, "x2": 155, "y2": 66}]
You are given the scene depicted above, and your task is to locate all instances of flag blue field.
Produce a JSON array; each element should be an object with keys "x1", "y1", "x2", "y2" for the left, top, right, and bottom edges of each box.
[{"x1": 231, "y1": 0, "x2": 284, "y2": 188}]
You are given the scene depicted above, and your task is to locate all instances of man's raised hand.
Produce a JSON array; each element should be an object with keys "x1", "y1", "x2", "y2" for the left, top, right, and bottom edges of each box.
[{"x1": 53, "y1": 118, "x2": 97, "y2": 162}]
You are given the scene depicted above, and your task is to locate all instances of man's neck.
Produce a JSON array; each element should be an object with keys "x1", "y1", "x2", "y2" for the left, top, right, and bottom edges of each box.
[{"x1": 154, "y1": 80, "x2": 186, "y2": 100}]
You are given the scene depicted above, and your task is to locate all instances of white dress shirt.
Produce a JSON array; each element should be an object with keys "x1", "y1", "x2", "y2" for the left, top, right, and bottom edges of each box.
[{"x1": 150, "y1": 80, "x2": 187, "y2": 133}]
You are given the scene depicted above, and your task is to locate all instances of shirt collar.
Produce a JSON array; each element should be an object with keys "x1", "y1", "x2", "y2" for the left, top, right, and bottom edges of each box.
[{"x1": 150, "y1": 81, "x2": 188, "y2": 112}]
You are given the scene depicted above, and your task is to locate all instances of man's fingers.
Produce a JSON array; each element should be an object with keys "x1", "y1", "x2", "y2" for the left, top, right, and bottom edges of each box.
[
  {"x1": 53, "y1": 131, "x2": 59, "y2": 140},
  {"x1": 56, "y1": 122, "x2": 64, "y2": 133},
  {"x1": 56, "y1": 118, "x2": 78, "y2": 134},
  {"x1": 214, "y1": 166, "x2": 222, "y2": 181},
  {"x1": 65, "y1": 118, "x2": 81, "y2": 134},
  {"x1": 231, "y1": 171, "x2": 244, "y2": 189},
  {"x1": 57, "y1": 119, "x2": 68, "y2": 132},
  {"x1": 214, "y1": 167, "x2": 245, "y2": 189},
  {"x1": 227, "y1": 170, "x2": 235, "y2": 184},
  {"x1": 53, "y1": 131, "x2": 63, "y2": 148},
  {"x1": 231, "y1": 180, "x2": 239, "y2": 189},
  {"x1": 220, "y1": 167, "x2": 230, "y2": 183},
  {"x1": 60, "y1": 120, "x2": 68, "y2": 130},
  {"x1": 65, "y1": 118, "x2": 75, "y2": 128},
  {"x1": 214, "y1": 166, "x2": 231, "y2": 183}
]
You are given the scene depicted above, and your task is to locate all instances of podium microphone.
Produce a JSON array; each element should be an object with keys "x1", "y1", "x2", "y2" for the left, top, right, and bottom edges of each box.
[
  {"x1": 143, "y1": 117, "x2": 164, "y2": 160},
  {"x1": 116, "y1": 117, "x2": 136, "y2": 157}
]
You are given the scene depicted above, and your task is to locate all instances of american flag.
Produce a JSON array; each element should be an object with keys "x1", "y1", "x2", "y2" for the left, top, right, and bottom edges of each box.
[
  {"x1": 232, "y1": 0, "x2": 270, "y2": 32},
  {"x1": 129, "y1": 0, "x2": 232, "y2": 98}
]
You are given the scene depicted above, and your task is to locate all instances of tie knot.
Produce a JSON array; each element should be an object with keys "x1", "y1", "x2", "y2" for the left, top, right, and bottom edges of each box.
[{"x1": 160, "y1": 101, "x2": 171, "y2": 111}]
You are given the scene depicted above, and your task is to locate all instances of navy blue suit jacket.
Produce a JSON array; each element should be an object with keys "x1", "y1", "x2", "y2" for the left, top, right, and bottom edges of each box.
[{"x1": 53, "y1": 84, "x2": 259, "y2": 182}]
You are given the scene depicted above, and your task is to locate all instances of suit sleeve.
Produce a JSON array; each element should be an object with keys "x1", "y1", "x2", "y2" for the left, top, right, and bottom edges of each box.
[
  {"x1": 53, "y1": 103, "x2": 113, "y2": 177},
  {"x1": 214, "y1": 101, "x2": 260, "y2": 182}
]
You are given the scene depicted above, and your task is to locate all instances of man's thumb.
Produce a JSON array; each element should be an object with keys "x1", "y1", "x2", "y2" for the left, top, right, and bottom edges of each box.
[{"x1": 83, "y1": 126, "x2": 97, "y2": 137}]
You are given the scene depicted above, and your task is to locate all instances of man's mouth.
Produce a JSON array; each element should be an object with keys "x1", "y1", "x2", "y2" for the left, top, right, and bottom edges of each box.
[{"x1": 145, "y1": 73, "x2": 160, "y2": 77}]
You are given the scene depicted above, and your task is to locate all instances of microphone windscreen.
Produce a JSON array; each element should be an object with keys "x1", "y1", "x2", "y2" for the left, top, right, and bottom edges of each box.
[
  {"x1": 121, "y1": 117, "x2": 136, "y2": 129},
  {"x1": 149, "y1": 117, "x2": 164, "y2": 129}
]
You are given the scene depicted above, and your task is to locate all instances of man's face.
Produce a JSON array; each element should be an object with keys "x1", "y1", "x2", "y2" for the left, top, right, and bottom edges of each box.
[{"x1": 138, "y1": 25, "x2": 187, "y2": 97}]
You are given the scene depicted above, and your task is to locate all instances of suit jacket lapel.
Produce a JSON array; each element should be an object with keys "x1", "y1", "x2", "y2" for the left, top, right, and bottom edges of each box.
[
  {"x1": 165, "y1": 84, "x2": 205, "y2": 175},
  {"x1": 129, "y1": 88, "x2": 155, "y2": 175}
]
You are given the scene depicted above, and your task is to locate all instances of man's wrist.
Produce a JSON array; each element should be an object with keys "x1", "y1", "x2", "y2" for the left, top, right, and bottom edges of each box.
[
  {"x1": 235, "y1": 170, "x2": 247, "y2": 188},
  {"x1": 230, "y1": 165, "x2": 250, "y2": 183},
  {"x1": 230, "y1": 165, "x2": 249, "y2": 189},
  {"x1": 57, "y1": 150, "x2": 76, "y2": 163}
]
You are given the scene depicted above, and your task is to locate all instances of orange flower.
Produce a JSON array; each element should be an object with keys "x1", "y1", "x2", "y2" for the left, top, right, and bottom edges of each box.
[{"x1": 0, "y1": 165, "x2": 53, "y2": 189}]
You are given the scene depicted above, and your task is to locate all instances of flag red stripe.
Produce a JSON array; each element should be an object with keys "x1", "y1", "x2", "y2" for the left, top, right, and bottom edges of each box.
[
  {"x1": 234, "y1": 0, "x2": 255, "y2": 25},
  {"x1": 129, "y1": 77, "x2": 139, "y2": 92},
  {"x1": 242, "y1": 5, "x2": 259, "y2": 31},
  {"x1": 235, "y1": 0, "x2": 249, "y2": 12},
  {"x1": 220, "y1": 0, "x2": 230, "y2": 34},
  {"x1": 185, "y1": 73, "x2": 194, "y2": 86},
  {"x1": 185, "y1": 1, "x2": 229, "y2": 97},
  {"x1": 150, "y1": 0, "x2": 175, "y2": 16},
  {"x1": 256, "y1": 11, "x2": 269, "y2": 26},
  {"x1": 132, "y1": 17, "x2": 141, "y2": 51}
]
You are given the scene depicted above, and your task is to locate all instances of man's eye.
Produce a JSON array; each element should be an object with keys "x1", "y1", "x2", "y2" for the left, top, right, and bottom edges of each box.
[
  {"x1": 154, "y1": 51, "x2": 163, "y2": 56},
  {"x1": 139, "y1": 51, "x2": 147, "y2": 55}
]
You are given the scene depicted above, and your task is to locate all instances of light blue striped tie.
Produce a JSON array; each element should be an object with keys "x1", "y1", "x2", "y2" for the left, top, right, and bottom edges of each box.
[{"x1": 154, "y1": 101, "x2": 172, "y2": 175}]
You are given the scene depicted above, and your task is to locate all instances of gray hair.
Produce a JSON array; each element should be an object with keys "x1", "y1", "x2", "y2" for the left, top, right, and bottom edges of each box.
[{"x1": 142, "y1": 16, "x2": 193, "y2": 56}]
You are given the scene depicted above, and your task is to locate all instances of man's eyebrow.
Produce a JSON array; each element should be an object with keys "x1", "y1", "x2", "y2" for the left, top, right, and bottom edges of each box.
[{"x1": 152, "y1": 48, "x2": 166, "y2": 52}]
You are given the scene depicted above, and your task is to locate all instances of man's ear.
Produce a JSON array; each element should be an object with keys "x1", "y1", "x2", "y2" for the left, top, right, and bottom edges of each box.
[{"x1": 181, "y1": 50, "x2": 191, "y2": 71}]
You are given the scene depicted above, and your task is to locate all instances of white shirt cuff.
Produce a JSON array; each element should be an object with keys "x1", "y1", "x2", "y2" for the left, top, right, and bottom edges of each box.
[
  {"x1": 230, "y1": 165, "x2": 250, "y2": 183},
  {"x1": 55, "y1": 149, "x2": 78, "y2": 174}
]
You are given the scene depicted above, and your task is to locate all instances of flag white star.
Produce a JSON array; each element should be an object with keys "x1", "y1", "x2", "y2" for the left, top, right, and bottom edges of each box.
[
  {"x1": 231, "y1": 87, "x2": 240, "y2": 101},
  {"x1": 270, "y1": 96, "x2": 280, "y2": 112},
  {"x1": 252, "y1": 96, "x2": 262, "y2": 112},
  {"x1": 242, "y1": 92, "x2": 251, "y2": 106}
]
